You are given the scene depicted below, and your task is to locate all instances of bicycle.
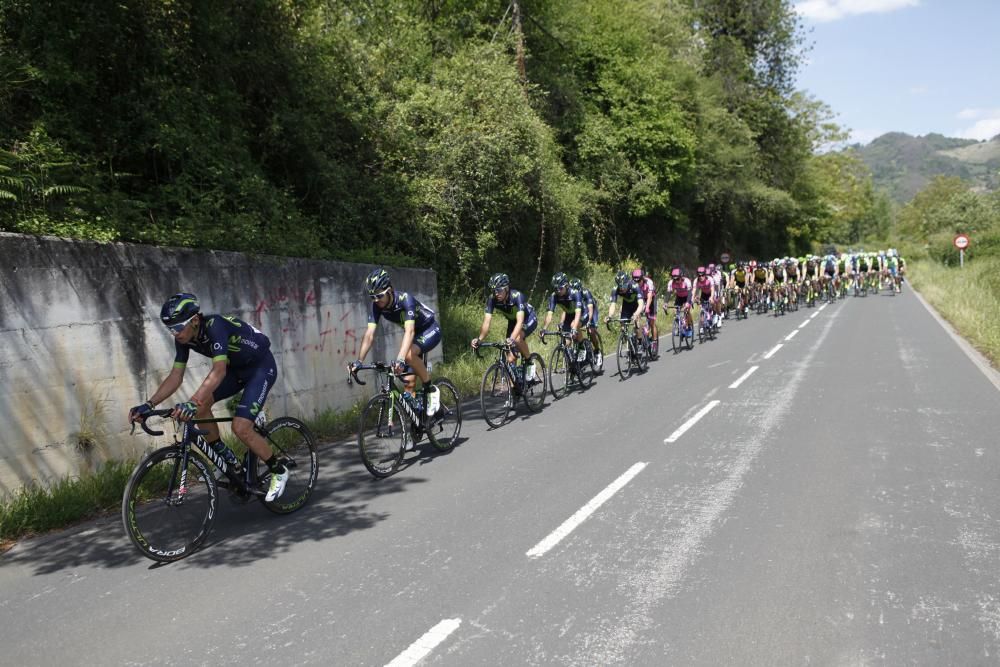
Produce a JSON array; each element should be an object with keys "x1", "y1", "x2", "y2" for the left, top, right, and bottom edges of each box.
[
  {"x1": 696, "y1": 301, "x2": 716, "y2": 343},
  {"x1": 475, "y1": 341, "x2": 547, "y2": 428},
  {"x1": 665, "y1": 305, "x2": 694, "y2": 353},
  {"x1": 540, "y1": 329, "x2": 595, "y2": 397},
  {"x1": 123, "y1": 409, "x2": 318, "y2": 563},
  {"x1": 349, "y1": 363, "x2": 462, "y2": 478},
  {"x1": 606, "y1": 318, "x2": 648, "y2": 378}
]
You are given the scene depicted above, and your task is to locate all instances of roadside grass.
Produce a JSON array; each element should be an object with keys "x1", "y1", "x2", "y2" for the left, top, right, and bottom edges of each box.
[
  {"x1": 0, "y1": 263, "x2": 636, "y2": 549},
  {"x1": 908, "y1": 258, "x2": 1000, "y2": 368}
]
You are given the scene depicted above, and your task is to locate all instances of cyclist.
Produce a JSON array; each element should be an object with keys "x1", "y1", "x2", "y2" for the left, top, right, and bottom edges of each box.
[
  {"x1": 707, "y1": 263, "x2": 723, "y2": 325},
  {"x1": 784, "y1": 258, "x2": 800, "y2": 306},
  {"x1": 349, "y1": 268, "x2": 442, "y2": 437},
  {"x1": 633, "y1": 268, "x2": 659, "y2": 355},
  {"x1": 752, "y1": 260, "x2": 769, "y2": 308},
  {"x1": 570, "y1": 277, "x2": 603, "y2": 369},
  {"x1": 664, "y1": 267, "x2": 694, "y2": 333},
  {"x1": 730, "y1": 261, "x2": 750, "y2": 315},
  {"x1": 472, "y1": 272, "x2": 538, "y2": 375},
  {"x1": 127, "y1": 293, "x2": 288, "y2": 501},
  {"x1": 606, "y1": 269, "x2": 646, "y2": 332},
  {"x1": 821, "y1": 253, "x2": 839, "y2": 298},
  {"x1": 541, "y1": 272, "x2": 586, "y2": 361},
  {"x1": 693, "y1": 267, "x2": 715, "y2": 331}
]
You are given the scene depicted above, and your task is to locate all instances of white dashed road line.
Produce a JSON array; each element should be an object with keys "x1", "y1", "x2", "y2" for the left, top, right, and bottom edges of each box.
[
  {"x1": 386, "y1": 619, "x2": 462, "y2": 667},
  {"x1": 728, "y1": 366, "x2": 759, "y2": 389},
  {"x1": 664, "y1": 401, "x2": 721, "y2": 443},
  {"x1": 784, "y1": 330, "x2": 799, "y2": 342},
  {"x1": 526, "y1": 462, "x2": 648, "y2": 559},
  {"x1": 764, "y1": 343, "x2": 783, "y2": 359}
]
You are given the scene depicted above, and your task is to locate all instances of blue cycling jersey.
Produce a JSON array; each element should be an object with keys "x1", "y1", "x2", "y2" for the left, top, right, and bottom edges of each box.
[
  {"x1": 485, "y1": 289, "x2": 536, "y2": 322},
  {"x1": 173, "y1": 314, "x2": 271, "y2": 369},
  {"x1": 609, "y1": 283, "x2": 641, "y2": 305},
  {"x1": 548, "y1": 288, "x2": 583, "y2": 315},
  {"x1": 368, "y1": 290, "x2": 436, "y2": 332}
]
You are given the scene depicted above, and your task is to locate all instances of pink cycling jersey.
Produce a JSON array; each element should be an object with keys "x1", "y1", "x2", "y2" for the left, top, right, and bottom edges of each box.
[
  {"x1": 695, "y1": 276, "x2": 713, "y2": 299},
  {"x1": 637, "y1": 277, "x2": 656, "y2": 312},
  {"x1": 670, "y1": 277, "x2": 691, "y2": 298}
]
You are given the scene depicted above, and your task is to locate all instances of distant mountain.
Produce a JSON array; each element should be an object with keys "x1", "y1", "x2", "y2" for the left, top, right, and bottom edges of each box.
[{"x1": 847, "y1": 132, "x2": 1000, "y2": 204}]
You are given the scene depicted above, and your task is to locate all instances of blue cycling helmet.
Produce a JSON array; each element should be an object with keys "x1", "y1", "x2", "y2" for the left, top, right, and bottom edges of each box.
[
  {"x1": 487, "y1": 272, "x2": 510, "y2": 291},
  {"x1": 160, "y1": 293, "x2": 200, "y2": 327},
  {"x1": 551, "y1": 272, "x2": 569, "y2": 290},
  {"x1": 568, "y1": 277, "x2": 583, "y2": 291},
  {"x1": 365, "y1": 268, "x2": 392, "y2": 296},
  {"x1": 614, "y1": 270, "x2": 630, "y2": 288}
]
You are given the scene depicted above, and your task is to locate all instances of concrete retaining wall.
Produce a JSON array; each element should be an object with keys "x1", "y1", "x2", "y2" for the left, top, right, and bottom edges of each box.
[{"x1": 0, "y1": 232, "x2": 440, "y2": 494}]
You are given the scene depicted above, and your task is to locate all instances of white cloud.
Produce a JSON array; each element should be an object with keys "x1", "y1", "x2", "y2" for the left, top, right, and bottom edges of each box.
[
  {"x1": 956, "y1": 108, "x2": 1000, "y2": 121},
  {"x1": 795, "y1": 0, "x2": 920, "y2": 23},
  {"x1": 956, "y1": 116, "x2": 1000, "y2": 141}
]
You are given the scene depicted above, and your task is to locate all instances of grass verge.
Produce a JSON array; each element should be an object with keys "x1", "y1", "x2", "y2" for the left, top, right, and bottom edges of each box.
[{"x1": 908, "y1": 258, "x2": 1000, "y2": 368}]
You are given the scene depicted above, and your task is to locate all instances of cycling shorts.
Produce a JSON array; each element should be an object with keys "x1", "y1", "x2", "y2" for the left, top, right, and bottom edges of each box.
[
  {"x1": 506, "y1": 311, "x2": 538, "y2": 338},
  {"x1": 213, "y1": 350, "x2": 278, "y2": 422},
  {"x1": 673, "y1": 296, "x2": 689, "y2": 310},
  {"x1": 414, "y1": 322, "x2": 442, "y2": 354}
]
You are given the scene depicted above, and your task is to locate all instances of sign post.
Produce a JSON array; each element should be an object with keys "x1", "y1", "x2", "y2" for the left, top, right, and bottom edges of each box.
[{"x1": 953, "y1": 234, "x2": 970, "y2": 268}]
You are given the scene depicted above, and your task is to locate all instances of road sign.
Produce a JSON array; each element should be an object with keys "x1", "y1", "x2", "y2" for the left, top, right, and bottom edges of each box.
[
  {"x1": 720, "y1": 252, "x2": 731, "y2": 264},
  {"x1": 954, "y1": 234, "x2": 970, "y2": 250}
]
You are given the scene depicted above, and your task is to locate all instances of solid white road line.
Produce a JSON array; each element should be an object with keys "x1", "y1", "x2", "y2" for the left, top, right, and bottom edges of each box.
[
  {"x1": 784, "y1": 329, "x2": 799, "y2": 342},
  {"x1": 386, "y1": 619, "x2": 462, "y2": 667},
  {"x1": 526, "y1": 462, "x2": 648, "y2": 559},
  {"x1": 728, "y1": 366, "x2": 759, "y2": 389},
  {"x1": 664, "y1": 401, "x2": 721, "y2": 443},
  {"x1": 764, "y1": 343, "x2": 783, "y2": 359}
]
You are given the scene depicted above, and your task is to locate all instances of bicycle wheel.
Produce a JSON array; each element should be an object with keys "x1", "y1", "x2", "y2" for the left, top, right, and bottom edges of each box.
[
  {"x1": 522, "y1": 352, "x2": 548, "y2": 413},
  {"x1": 617, "y1": 334, "x2": 634, "y2": 378},
  {"x1": 633, "y1": 337, "x2": 649, "y2": 373},
  {"x1": 671, "y1": 320, "x2": 682, "y2": 353},
  {"x1": 427, "y1": 377, "x2": 462, "y2": 451},
  {"x1": 257, "y1": 417, "x2": 318, "y2": 514},
  {"x1": 576, "y1": 344, "x2": 594, "y2": 389},
  {"x1": 480, "y1": 363, "x2": 512, "y2": 428},
  {"x1": 122, "y1": 445, "x2": 217, "y2": 563},
  {"x1": 549, "y1": 345, "x2": 570, "y2": 398},
  {"x1": 358, "y1": 394, "x2": 405, "y2": 478}
]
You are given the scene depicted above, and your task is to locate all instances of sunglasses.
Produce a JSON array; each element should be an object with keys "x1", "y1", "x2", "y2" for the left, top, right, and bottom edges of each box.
[
  {"x1": 370, "y1": 288, "x2": 391, "y2": 301},
  {"x1": 166, "y1": 313, "x2": 197, "y2": 334}
]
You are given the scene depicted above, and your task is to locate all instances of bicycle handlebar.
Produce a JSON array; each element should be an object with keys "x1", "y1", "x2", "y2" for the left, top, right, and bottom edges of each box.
[
  {"x1": 347, "y1": 361, "x2": 410, "y2": 387},
  {"x1": 473, "y1": 340, "x2": 513, "y2": 360},
  {"x1": 131, "y1": 408, "x2": 212, "y2": 438}
]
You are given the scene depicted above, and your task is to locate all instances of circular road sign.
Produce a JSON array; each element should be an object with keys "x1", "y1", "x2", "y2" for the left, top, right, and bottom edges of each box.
[
  {"x1": 720, "y1": 252, "x2": 731, "y2": 263},
  {"x1": 954, "y1": 234, "x2": 970, "y2": 250}
]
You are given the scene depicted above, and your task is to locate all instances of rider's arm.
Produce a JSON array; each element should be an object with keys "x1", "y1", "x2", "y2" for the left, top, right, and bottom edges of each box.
[
  {"x1": 355, "y1": 323, "x2": 377, "y2": 364},
  {"x1": 476, "y1": 312, "x2": 493, "y2": 342},
  {"x1": 191, "y1": 359, "x2": 228, "y2": 407}
]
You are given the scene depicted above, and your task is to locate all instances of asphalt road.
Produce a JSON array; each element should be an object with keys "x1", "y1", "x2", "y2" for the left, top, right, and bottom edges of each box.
[{"x1": 3, "y1": 288, "x2": 999, "y2": 666}]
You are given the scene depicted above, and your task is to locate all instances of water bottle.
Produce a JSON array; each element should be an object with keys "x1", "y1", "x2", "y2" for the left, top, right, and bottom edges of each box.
[{"x1": 525, "y1": 362, "x2": 536, "y2": 381}]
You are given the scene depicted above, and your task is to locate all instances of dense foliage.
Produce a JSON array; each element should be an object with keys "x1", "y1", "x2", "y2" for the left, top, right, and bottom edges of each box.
[{"x1": 1, "y1": 0, "x2": 889, "y2": 290}]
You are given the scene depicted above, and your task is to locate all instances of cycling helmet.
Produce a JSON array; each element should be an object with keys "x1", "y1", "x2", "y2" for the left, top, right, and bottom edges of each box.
[
  {"x1": 670, "y1": 267, "x2": 681, "y2": 279},
  {"x1": 161, "y1": 293, "x2": 200, "y2": 327},
  {"x1": 569, "y1": 277, "x2": 583, "y2": 291},
  {"x1": 785, "y1": 258, "x2": 795, "y2": 266},
  {"x1": 772, "y1": 259, "x2": 782, "y2": 267},
  {"x1": 551, "y1": 272, "x2": 569, "y2": 290},
  {"x1": 631, "y1": 268, "x2": 643, "y2": 280},
  {"x1": 696, "y1": 266, "x2": 706, "y2": 275},
  {"x1": 614, "y1": 270, "x2": 630, "y2": 288},
  {"x1": 487, "y1": 272, "x2": 510, "y2": 291},
  {"x1": 749, "y1": 260, "x2": 757, "y2": 268},
  {"x1": 365, "y1": 268, "x2": 392, "y2": 296}
]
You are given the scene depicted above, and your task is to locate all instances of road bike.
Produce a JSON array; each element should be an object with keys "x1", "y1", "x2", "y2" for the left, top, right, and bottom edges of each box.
[
  {"x1": 666, "y1": 305, "x2": 694, "y2": 353},
  {"x1": 475, "y1": 341, "x2": 547, "y2": 428},
  {"x1": 540, "y1": 329, "x2": 595, "y2": 397},
  {"x1": 606, "y1": 318, "x2": 648, "y2": 378},
  {"x1": 696, "y1": 301, "x2": 718, "y2": 343},
  {"x1": 349, "y1": 363, "x2": 462, "y2": 478},
  {"x1": 123, "y1": 409, "x2": 318, "y2": 563}
]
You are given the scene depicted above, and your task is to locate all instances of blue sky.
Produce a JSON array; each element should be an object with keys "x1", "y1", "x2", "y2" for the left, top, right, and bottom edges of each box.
[{"x1": 794, "y1": 0, "x2": 1000, "y2": 145}]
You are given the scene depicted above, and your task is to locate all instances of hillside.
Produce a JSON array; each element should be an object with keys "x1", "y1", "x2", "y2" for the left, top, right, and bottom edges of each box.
[{"x1": 849, "y1": 132, "x2": 1000, "y2": 203}]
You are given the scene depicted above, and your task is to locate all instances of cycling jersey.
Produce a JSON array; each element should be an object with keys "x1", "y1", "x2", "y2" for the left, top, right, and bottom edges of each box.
[
  {"x1": 548, "y1": 288, "x2": 583, "y2": 316},
  {"x1": 695, "y1": 276, "x2": 713, "y2": 299},
  {"x1": 805, "y1": 261, "x2": 817, "y2": 277},
  {"x1": 753, "y1": 268, "x2": 768, "y2": 283},
  {"x1": 485, "y1": 289, "x2": 535, "y2": 322},
  {"x1": 669, "y1": 276, "x2": 692, "y2": 299},
  {"x1": 609, "y1": 283, "x2": 642, "y2": 305},
  {"x1": 368, "y1": 290, "x2": 436, "y2": 332},
  {"x1": 173, "y1": 314, "x2": 271, "y2": 369},
  {"x1": 578, "y1": 288, "x2": 600, "y2": 327},
  {"x1": 733, "y1": 269, "x2": 747, "y2": 286}
]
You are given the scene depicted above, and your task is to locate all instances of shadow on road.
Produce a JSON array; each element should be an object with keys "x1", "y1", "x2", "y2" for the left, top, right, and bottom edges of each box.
[{"x1": 1, "y1": 437, "x2": 427, "y2": 575}]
